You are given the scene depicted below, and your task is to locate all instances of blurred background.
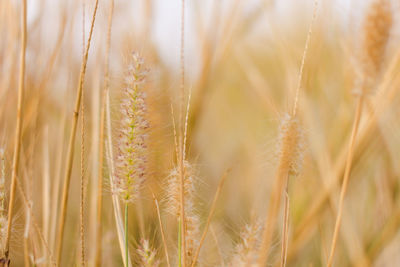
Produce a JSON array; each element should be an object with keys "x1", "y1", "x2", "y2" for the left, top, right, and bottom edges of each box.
[{"x1": 1, "y1": 0, "x2": 400, "y2": 266}]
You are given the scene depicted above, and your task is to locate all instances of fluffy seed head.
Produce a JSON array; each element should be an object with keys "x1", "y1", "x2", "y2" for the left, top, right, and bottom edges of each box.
[
  {"x1": 277, "y1": 114, "x2": 305, "y2": 177},
  {"x1": 229, "y1": 220, "x2": 262, "y2": 267},
  {"x1": 185, "y1": 212, "x2": 200, "y2": 265},
  {"x1": 164, "y1": 161, "x2": 200, "y2": 265},
  {"x1": 357, "y1": 0, "x2": 393, "y2": 94},
  {"x1": 137, "y1": 239, "x2": 159, "y2": 267},
  {"x1": 165, "y1": 160, "x2": 196, "y2": 217},
  {"x1": 114, "y1": 52, "x2": 149, "y2": 203}
]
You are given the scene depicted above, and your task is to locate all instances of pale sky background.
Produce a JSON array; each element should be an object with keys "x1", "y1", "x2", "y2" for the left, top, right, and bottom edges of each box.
[{"x1": 24, "y1": 0, "x2": 399, "y2": 78}]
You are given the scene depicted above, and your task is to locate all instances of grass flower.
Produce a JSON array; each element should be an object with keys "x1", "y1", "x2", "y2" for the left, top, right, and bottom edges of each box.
[
  {"x1": 115, "y1": 52, "x2": 149, "y2": 203},
  {"x1": 114, "y1": 52, "x2": 149, "y2": 267},
  {"x1": 137, "y1": 239, "x2": 159, "y2": 267}
]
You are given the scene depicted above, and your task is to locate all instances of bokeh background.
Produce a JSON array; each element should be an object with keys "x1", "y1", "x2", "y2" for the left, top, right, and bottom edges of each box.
[{"x1": 1, "y1": 0, "x2": 400, "y2": 266}]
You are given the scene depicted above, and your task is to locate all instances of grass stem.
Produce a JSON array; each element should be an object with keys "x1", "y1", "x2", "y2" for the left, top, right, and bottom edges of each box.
[
  {"x1": 191, "y1": 170, "x2": 229, "y2": 267},
  {"x1": 55, "y1": 1, "x2": 99, "y2": 264},
  {"x1": 125, "y1": 203, "x2": 129, "y2": 267},
  {"x1": 280, "y1": 179, "x2": 290, "y2": 267},
  {"x1": 5, "y1": 0, "x2": 27, "y2": 259},
  {"x1": 94, "y1": 0, "x2": 114, "y2": 265},
  {"x1": 327, "y1": 96, "x2": 364, "y2": 267},
  {"x1": 178, "y1": 218, "x2": 182, "y2": 267},
  {"x1": 152, "y1": 193, "x2": 171, "y2": 267}
]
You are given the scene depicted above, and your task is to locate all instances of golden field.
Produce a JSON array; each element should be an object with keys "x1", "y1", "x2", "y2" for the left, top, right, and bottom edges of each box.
[{"x1": 0, "y1": 0, "x2": 399, "y2": 266}]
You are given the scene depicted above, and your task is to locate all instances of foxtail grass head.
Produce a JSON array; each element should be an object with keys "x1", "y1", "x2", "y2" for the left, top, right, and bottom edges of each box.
[
  {"x1": 164, "y1": 161, "x2": 200, "y2": 265},
  {"x1": 185, "y1": 212, "x2": 200, "y2": 265},
  {"x1": 277, "y1": 113, "x2": 305, "y2": 177},
  {"x1": 165, "y1": 160, "x2": 196, "y2": 218},
  {"x1": 114, "y1": 52, "x2": 150, "y2": 203},
  {"x1": 356, "y1": 0, "x2": 393, "y2": 95},
  {"x1": 230, "y1": 220, "x2": 262, "y2": 267},
  {"x1": 137, "y1": 239, "x2": 159, "y2": 267}
]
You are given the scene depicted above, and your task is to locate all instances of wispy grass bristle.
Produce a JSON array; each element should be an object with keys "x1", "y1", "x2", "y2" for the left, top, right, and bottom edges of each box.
[
  {"x1": 137, "y1": 239, "x2": 159, "y2": 267},
  {"x1": 165, "y1": 160, "x2": 200, "y2": 266},
  {"x1": 165, "y1": 161, "x2": 196, "y2": 218},
  {"x1": 230, "y1": 220, "x2": 262, "y2": 267},
  {"x1": 185, "y1": 212, "x2": 200, "y2": 265},
  {"x1": 258, "y1": 113, "x2": 305, "y2": 265}
]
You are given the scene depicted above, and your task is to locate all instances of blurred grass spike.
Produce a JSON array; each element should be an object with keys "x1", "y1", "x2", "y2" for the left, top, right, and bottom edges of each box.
[{"x1": 327, "y1": 1, "x2": 393, "y2": 266}]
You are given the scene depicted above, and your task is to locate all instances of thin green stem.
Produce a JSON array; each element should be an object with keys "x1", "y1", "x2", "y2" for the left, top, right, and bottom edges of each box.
[{"x1": 125, "y1": 203, "x2": 129, "y2": 267}]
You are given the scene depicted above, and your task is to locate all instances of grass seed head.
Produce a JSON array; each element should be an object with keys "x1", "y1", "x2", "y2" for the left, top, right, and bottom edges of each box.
[
  {"x1": 165, "y1": 160, "x2": 196, "y2": 218},
  {"x1": 356, "y1": 0, "x2": 393, "y2": 95},
  {"x1": 137, "y1": 239, "x2": 159, "y2": 267},
  {"x1": 229, "y1": 220, "x2": 262, "y2": 267},
  {"x1": 114, "y1": 52, "x2": 150, "y2": 203},
  {"x1": 164, "y1": 161, "x2": 200, "y2": 265},
  {"x1": 277, "y1": 113, "x2": 305, "y2": 177},
  {"x1": 185, "y1": 212, "x2": 200, "y2": 265}
]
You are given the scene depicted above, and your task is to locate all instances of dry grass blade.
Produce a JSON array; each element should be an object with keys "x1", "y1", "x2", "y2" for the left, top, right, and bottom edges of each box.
[
  {"x1": 258, "y1": 1, "x2": 317, "y2": 265},
  {"x1": 288, "y1": 47, "x2": 400, "y2": 265},
  {"x1": 326, "y1": 96, "x2": 364, "y2": 267},
  {"x1": 23, "y1": 205, "x2": 30, "y2": 267},
  {"x1": 94, "y1": 0, "x2": 114, "y2": 265},
  {"x1": 191, "y1": 169, "x2": 230, "y2": 267},
  {"x1": 105, "y1": 93, "x2": 132, "y2": 267},
  {"x1": 280, "y1": 181, "x2": 290, "y2": 267},
  {"x1": 1, "y1": 0, "x2": 400, "y2": 265},
  {"x1": 4, "y1": 0, "x2": 27, "y2": 259},
  {"x1": 210, "y1": 226, "x2": 224, "y2": 267},
  {"x1": 80, "y1": 2, "x2": 86, "y2": 265},
  {"x1": 258, "y1": 170, "x2": 290, "y2": 266},
  {"x1": 152, "y1": 192, "x2": 171, "y2": 267},
  {"x1": 327, "y1": 1, "x2": 392, "y2": 265},
  {"x1": 55, "y1": 0, "x2": 99, "y2": 264},
  {"x1": 179, "y1": 0, "x2": 187, "y2": 264},
  {"x1": 292, "y1": 0, "x2": 318, "y2": 117},
  {"x1": 16, "y1": 170, "x2": 56, "y2": 266}
]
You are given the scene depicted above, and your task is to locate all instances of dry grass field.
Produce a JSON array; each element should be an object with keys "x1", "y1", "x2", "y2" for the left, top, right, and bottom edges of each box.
[{"x1": 0, "y1": 0, "x2": 400, "y2": 266}]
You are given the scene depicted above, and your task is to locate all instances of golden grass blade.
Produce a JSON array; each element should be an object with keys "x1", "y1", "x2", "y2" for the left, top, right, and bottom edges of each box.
[
  {"x1": 179, "y1": 0, "x2": 187, "y2": 265},
  {"x1": 55, "y1": 0, "x2": 99, "y2": 264},
  {"x1": 152, "y1": 192, "x2": 171, "y2": 267},
  {"x1": 326, "y1": 96, "x2": 364, "y2": 267},
  {"x1": 80, "y1": 2, "x2": 86, "y2": 265},
  {"x1": 258, "y1": 1, "x2": 317, "y2": 264},
  {"x1": 326, "y1": 1, "x2": 392, "y2": 264},
  {"x1": 15, "y1": 169, "x2": 56, "y2": 266},
  {"x1": 280, "y1": 181, "x2": 290, "y2": 267},
  {"x1": 4, "y1": 0, "x2": 27, "y2": 259},
  {"x1": 191, "y1": 169, "x2": 229, "y2": 267},
  {"x1": 23, "y1": 206, "x2": 30, "y2": 267},
  {"x1": 94, "y1": 0, "x2": 114, "y2": 265},
  {"x1": 288, "y1": 46, "x2": 400, "y2": 264},
  {"x1": 42, "y1": 128, "x2": 51, "y2": 244},
  {"x1": 292, "y1": 0, "x2": 318, "y2": 117},
  {"x1": 210, "y1": 226, "x2": 224, "y2": 267}
]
